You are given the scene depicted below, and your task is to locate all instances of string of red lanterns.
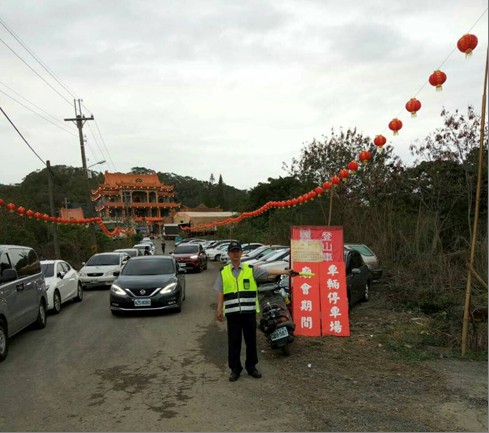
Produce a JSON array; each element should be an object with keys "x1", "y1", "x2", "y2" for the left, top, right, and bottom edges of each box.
[{"x1": 0, "y1": 200, "x2": 134, "y2": 237}]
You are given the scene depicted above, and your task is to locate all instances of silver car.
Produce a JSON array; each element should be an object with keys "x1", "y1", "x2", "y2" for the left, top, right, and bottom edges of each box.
[
  {"x1": 345, "y1": 244, "x2": 382, "y2": 281},
  {"x1": 79, "y1": 252, "x2": 130, "y2": 289},
  {"x1": 0, "y1": 245, "x2": 48, "y2": 362}
]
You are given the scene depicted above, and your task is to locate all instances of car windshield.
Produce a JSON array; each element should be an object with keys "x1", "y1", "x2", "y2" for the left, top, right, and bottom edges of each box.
[
  {"x1": 40, "y1": 263, "x2": 54, "y2": 277},
  {"x1": 263, "y1": 249, "x2": 288, "y2": 262},
  {"x1": 245, "y1": 246, "x2": 269, "y2": 258},
  {"x1": 122, "y1": 259, "x2": 174, "y2": 275},
  {"x1": 86, "y1": 254, "x2": 120, "y2": 266},
  {"x1": 348, "y1": 245, "x2": 374, "y2": 256},
  {"x1": 174, "y1": 245, "x2": 199, "y2": 254}
]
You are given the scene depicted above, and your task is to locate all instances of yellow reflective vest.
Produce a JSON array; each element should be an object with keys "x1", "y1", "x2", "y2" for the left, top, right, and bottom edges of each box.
[{"x1": 221, "y1": 263, "x2": 260, "y2": 315}]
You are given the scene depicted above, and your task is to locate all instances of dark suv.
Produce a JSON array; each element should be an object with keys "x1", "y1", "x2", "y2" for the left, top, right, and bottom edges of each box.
[
  {"x1": 0, "y1": 245, "x2": 48, "y2": 362},
  {"x1": 171, "y1": 243, "x2": 208, "y2": 273}
]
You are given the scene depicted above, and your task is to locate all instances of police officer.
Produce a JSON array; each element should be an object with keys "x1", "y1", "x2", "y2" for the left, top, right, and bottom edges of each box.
[{"x1": 215, "y1": 241, "x2": 297, "y2": 382}]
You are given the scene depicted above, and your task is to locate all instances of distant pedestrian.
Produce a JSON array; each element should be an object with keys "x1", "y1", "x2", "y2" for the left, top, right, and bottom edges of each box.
[
  {"x1": 144, "y1": 245, "x2": 151, "y2": 256},
  {"x1": 161, "y1": 240, "x2": 166, "y2": 254}
]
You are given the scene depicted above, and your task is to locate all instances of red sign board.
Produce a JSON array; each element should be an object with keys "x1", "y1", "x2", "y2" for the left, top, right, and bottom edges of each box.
[{"x1": 290, "y1": 226, "x2": 350, "y2": 337}]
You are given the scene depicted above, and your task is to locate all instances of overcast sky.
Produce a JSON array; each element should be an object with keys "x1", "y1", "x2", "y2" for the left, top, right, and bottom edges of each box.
[{"x1": 1, "y1": 1, "x2": 487, "y2": 190}]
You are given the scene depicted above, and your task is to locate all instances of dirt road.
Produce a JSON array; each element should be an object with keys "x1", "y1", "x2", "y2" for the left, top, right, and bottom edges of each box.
[{"x1": 0, "y1": 248, "x2": 486, "y2": 432}]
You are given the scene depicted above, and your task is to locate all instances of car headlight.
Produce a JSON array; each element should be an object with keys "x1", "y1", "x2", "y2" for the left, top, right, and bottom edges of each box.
[
  {"x1": 110, "y1": 284, "x2": 127, "y2": 296},
  {"x1": 159, "y1": 282, "x2": 178, "y2": 294},
  {"x1": 79, "y1": 271, "x2": 86, "y2": 277},
  {"x1": 190, "y1": 255, "x2": 198, "y2": 259},
  {"x1": 105, "y1": 270, "x2": 116, "y2": 276},
  {"x1": 45, "y1": 284, "x2": 50, "y2": 290}
]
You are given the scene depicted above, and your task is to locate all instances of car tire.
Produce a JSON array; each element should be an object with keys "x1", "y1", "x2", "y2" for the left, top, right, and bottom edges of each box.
[
  {"x1": 0, "y1": 319, "x2": 8, "y2": 363},
  {"x1": 361, "y1": 282, "x2": 370, "y2": 302},
  {"x1": 196, "y1": 262, "x2": 202, "y2": 273},
  {"x1": 35, "y1": 301, "x2": 47, "y2": 329},
  {"x1": 74, "y1": 283, "x2": 83, "y2": 302},
  {"x1": 53, "y1": 290, "x2": 62, "y2": 314},
  {"x1": 215, "y1": 254, "x2": 221, "y2": 262}
]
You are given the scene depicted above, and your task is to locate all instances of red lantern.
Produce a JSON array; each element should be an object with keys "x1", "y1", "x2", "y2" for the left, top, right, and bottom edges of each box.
[
  {"x1": 359, "y1": 150, "x2": 371, "y2": 164},
  {"x1": 388, "y1": 118, "x2": 403, "y2": 135},
  {"x1": 405, "y1": 98, "x2": 422, "y2": 117},
  {"x1": 0, "y1": 199, "x2": 3, "y2": 207},
  {"x1": 339, "y1": 169, "x2": 349, "y2": 182},
  {"x1": 429, "y1": 70, "x2": 447, "y2": 91},
  {"x1": 457, "y1": 34, "x2": 478, "y2": 57},
  {"x1": 322, "y1": 181, "x2": 332, "y2": 190},
  {"x1": 331, "y1": 176, "x2": 340, "y2": 186},
  {"x1": 308, "y1": 191, "x2": 316, "y2": 200},
  {"x1": 6, "y1": 203, "x2": 16, "y2": 212},
  {"x1": 34, "y1": 212, "x2": 42, "y2": 220},
  {"x1": 42, "y1": 214, "x2": 49, "y2": 222},
  {"x1": 314, "y1": 186, "x2": 324, "y2": 196},
  {"x1": 347, "y1": 160, "x2": 359, "y2": 172},
  {"x1": 26, "y1": 209, "x2": 34, "y2": 218},
  {"x1": 297, "y1": 196, "x2": 304, "y2": 204},
  {"x1": 373, "y1": 134, "x2": 387, "y2": 149},
  {"x1": 17, "y1": 206, "x2": 25, "y2": 216}
]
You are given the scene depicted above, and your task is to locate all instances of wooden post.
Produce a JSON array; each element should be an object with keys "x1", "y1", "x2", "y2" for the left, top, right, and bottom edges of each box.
[
  {"x1": 327, "y1": 188, "x2": 334, "y2": 225},
  {"x1": 461, "y1": 48, "x2": 488, "y2": 356}
]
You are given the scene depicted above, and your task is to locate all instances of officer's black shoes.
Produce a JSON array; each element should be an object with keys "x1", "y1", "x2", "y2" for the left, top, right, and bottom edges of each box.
[
  {"x1": 247, "y1": 369, "x2": 262, "y2": 379},
  {"x1": 229, "y1": 371, "x2": 240, "y2": 382}
]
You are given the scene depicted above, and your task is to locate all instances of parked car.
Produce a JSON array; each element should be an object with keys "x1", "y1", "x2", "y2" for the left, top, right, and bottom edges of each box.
[
  {"x1": 345, "y1": 243, "x2": 382, "y2": 281},
  {"x1": 0, "y1": 244, "x2": 48, "y2": 362},
  {"x1": 133, "y1": 243, "x2": 154, "y2": 256},
  {"x1": 240, "y1": 245, "x2": 289, "y2": 263},
  {"x1": 219, "y1": 242, "x2": 264, "y2": 263},
  {"x1": 41, "y1": 259, "x2": 83, "y2": 313},
  {"x1": 79, "y1": 252, "x2": 130, "y2": 289},
  {"x1": 252, "y1": 248, "x2": 290, "y2": 267},
  {"x1": 207, "y1": 243, "x2": 231, "y2": 261},
  {"x1": 256, "y1": 253, "x2": 291, "y2": 280},
  {"x1": 139, "y1": 239, "x2": 155, "y2": 254},
  {"x1": 344, "y1": 246, "x2": 372, "y2": 307},
  {"x1": 110, "y1": 256, "x2": 186, "y2": 315},
  {"x1": 114, "y1": 248, "x2": 141, "y2": 258},
  {"x1": 171, "y1": 243, "x2": 208, "y2": 272}
]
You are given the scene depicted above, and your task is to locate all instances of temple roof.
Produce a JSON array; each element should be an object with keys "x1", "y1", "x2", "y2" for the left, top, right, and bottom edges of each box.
[{"x1": 101, "y1": 172, "x2": 165, "y2": 187}]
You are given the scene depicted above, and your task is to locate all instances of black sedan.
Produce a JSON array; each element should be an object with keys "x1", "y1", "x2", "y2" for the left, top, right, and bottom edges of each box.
[
  {"x1": 110, "y1": 256, "x2": 186, "y2": 315},
  {"x1": 344, "y1": 246, "x2": 372, "y2": 307}
]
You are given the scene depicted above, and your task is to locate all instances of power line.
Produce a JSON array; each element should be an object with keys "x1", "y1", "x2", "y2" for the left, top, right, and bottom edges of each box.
[
  {"x1": 0, "y1": 105, "x2": 46, "y2": 166},
  {"x1": 0, "y1": 17, "x2": 78, "y2": 100},
  {"x1": 0, "y1": 83, "x2": 77, "y2": 136},
  {"x1": 0, "y1": 35, "x2": 73, "y2": 106}
]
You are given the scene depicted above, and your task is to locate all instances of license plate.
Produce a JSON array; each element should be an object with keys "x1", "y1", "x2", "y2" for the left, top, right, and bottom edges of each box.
[
  {"x1": 270, "y1": 326, "x2": 289, "y2": 341},
  {"x1": 134, "y1": 298, "x2": 151, "y2": 307}
]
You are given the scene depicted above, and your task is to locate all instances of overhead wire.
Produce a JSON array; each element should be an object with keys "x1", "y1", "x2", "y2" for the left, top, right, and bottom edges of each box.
[
  {"x1": 0, "y1": 105, "x2": 46, "y2": 166},
  {"x1": 0, "y1": 17, "x2": 79, "y2": 100},
  {"x1": 0, "y1": 82, "x2": 77, "y2": 136}
]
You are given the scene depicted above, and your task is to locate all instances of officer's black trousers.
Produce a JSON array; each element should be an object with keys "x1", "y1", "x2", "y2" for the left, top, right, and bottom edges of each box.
[{"x1": 226, "y1": 312, "x2": 258, "y2": 374}]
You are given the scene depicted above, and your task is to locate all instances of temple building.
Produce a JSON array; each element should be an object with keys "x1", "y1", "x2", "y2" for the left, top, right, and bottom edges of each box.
[{"x1": 91, "y1": 172, "x2": 180, "y2": 234}]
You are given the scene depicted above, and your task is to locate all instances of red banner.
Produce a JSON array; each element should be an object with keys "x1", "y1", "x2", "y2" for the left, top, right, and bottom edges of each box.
[
  {"x1": 291, "y1": 262, "x2": 321, "y2": 337},
  {"x1": 291, "y1": 226, "x2": 350, "y2": 337},
  {"x1": 319, "y1": 261, "x2": 350, "y2": 336}
]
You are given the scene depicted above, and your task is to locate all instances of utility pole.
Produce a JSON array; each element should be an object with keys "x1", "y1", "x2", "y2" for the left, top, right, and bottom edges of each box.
[
  {"x1": 46, "y1": 160, "x2": 60, "y2": 258},
  {"x1": 64, "y1": 99, "x2": 97, "y2": 251}
]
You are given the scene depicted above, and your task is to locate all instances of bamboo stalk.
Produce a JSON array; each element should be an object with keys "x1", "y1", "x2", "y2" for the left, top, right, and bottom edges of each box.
[{"x1": 461, "y1": 47, "x2": 488, "y2": 356}]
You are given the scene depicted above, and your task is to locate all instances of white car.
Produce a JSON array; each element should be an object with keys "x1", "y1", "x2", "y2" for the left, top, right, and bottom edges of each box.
[
  {"x1": 133, "y1": 243, "x2": 154, "y2": 256},
  {"x1": 41, "y1": 260, "x2": 83, "y2": 313},
  {"x1": 206, "y1": 243, "x2": 231, "y2": 261},
  {"x1": 139, "y1": 240, "x2": 156, "y2": 254},
  {"x1": 79, "y1": 252, "x2": 130, "y2": 289}
]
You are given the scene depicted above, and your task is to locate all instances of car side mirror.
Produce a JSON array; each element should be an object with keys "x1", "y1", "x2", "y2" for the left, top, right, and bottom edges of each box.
[{"x1": 57, "y1": 271, "x2": 65, "y2": 279}]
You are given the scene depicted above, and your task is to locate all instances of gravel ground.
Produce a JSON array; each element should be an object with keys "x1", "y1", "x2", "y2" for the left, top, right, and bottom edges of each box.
[{"x1": 248, "y1": 287, "x2": 488, "y2": 432}]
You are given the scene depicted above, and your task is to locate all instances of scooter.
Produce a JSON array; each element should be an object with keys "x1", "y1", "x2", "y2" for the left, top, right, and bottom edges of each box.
[{"x1": 258, "y1": 274, "x2": 296, "y2": 356}]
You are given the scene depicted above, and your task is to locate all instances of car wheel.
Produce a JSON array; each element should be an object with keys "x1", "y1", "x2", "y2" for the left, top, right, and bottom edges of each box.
[
  {"x1": 204, "y1": 261, "x2": 208, "y2": 270},
  {"x1": 215, "y1": 254, "x2": 221, "y2": 262},
  {"x1": 53, "y1": 290, "x2": 62, "y2": 314},
  {"x1": 35, "y1": 301, "x2": 47, "y2": 329},
  {"x1": 362, "y1": 282, "x2": 370, "y2": 302},
  {"x1": 74, "y1": 283, "x2": 83, "y2": 302},
  {"x1": 0, "y1": 319, "x2": 8, "y2": 363},
  {"x1": 196, "y1": 262, "x2": 202, "y2": 273}
]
